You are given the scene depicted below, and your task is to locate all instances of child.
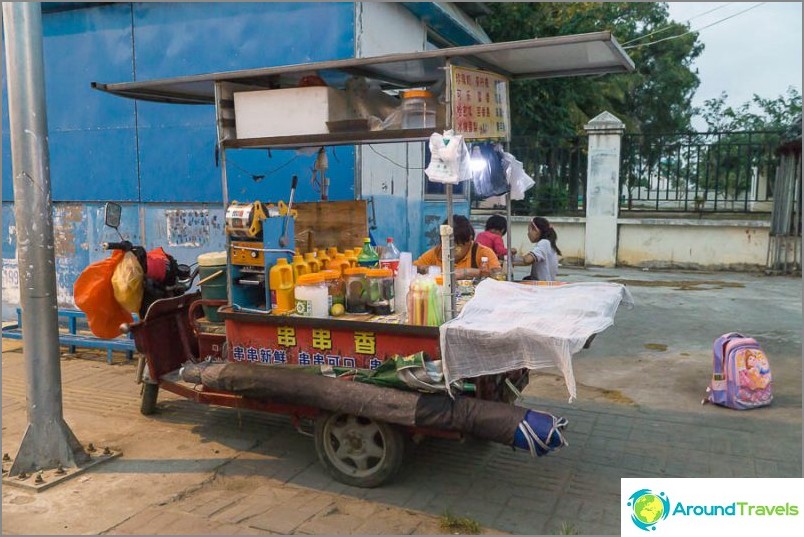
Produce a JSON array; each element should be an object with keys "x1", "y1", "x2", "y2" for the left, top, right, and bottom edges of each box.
[
  {"x1": 514, "y1": 216, "x2": 561, "y2": 281},
  {"x1": 414, "y1": 215, "x2": 501, "y2": 280},
  {"x1": 475, "y1": 214, "x2": 517, "y2": 260}
]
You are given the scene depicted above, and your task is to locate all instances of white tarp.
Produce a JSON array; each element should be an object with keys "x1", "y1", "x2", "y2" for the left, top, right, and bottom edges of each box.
[{"x1": 439, "y1": 279, "x2": 634, "y2": 402}]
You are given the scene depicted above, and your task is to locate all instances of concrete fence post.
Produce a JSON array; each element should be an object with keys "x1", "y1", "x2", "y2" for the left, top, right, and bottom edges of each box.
[{"x1": 583, "y1": 111, "x2": 625, "y2": 267}]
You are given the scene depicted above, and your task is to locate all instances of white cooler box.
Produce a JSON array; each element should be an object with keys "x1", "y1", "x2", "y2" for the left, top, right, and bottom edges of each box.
[{"x1": 233, "y1": 87, "x2": 349, "y2": 139}]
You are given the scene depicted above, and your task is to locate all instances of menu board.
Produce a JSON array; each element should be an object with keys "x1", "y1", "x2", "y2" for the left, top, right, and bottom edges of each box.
[{"x1": 450, "y1": 66, "x2": 510, "y2": 141}]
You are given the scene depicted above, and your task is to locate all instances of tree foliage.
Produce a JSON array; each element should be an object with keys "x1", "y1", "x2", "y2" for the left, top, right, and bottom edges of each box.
[
  {"x1": 699, "y1": 87, "x2": 802, "y2": 132},
  {"x1": 478, "y1": 2, "x2": 704, "y2": 137}
]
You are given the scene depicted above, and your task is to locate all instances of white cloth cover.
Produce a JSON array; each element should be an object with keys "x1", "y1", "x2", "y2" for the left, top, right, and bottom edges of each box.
[{"x1": 439, "y1": 279, "x2": 634, "y2": 402}]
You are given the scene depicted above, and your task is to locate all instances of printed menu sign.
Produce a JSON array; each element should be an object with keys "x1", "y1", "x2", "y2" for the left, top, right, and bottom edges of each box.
[{"x1": 450, "y1": 66, "x2": 510, "y2": 140}]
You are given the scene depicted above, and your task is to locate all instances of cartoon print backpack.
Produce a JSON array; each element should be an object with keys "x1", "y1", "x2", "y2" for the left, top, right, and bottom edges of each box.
[{"x1": 703, "y1": 332, "x2": 772, "y2": 409}]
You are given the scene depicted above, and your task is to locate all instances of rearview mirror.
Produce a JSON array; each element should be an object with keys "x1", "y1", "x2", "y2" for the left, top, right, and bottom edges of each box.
[{"x1": 104, "y1": 202, "x2": 122, "y2": 229}]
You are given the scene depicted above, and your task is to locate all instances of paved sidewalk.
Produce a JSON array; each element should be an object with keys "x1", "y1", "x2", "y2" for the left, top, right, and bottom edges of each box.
[{"x1": 1, "y1": 267, "x2": 801, "y2": 535}]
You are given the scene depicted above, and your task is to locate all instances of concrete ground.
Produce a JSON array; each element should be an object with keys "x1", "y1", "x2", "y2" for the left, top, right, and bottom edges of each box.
[{"x1": 1, "y1": 266, "x2": 801, "y2": 535}]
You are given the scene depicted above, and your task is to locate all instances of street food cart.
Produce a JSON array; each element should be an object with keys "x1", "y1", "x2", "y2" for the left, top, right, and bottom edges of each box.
[{"x1": 92, "y1": 32, "x2": 635, "y2": 487}]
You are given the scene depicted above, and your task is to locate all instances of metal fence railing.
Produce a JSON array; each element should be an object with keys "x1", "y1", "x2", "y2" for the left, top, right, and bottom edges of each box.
[
  {"x1": 620, "y1": 131, "x2": 783, "y2": 214},
  {"x1": 471, "y1": 135, "x2": 588, "y2": 216},
  {"x1": 471, "y1": 130, "x2": 784, "y2": 216}
]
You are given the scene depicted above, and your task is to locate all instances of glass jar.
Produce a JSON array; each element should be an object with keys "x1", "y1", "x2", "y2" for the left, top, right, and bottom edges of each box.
[
  {"x1": 401, "y1": 90, "x2": 436, "y2": 129},
  {"x1": 344, "y1": 267, "x2": 369, "y2": 314},
  {"x1": 294, "y1": 273, "x2": 328, "y2": 318},
  {"x1": 319, "y1": 269, "x2": 345, "y2": 310},
  {"x1": 366, "y1": 268, "x2": 395, "y2": 315}
]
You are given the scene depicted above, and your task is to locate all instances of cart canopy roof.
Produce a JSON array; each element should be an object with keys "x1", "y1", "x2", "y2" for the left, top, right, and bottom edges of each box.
[{"x1": 92, "y1": 31, "x2": 634, "y2": 105}]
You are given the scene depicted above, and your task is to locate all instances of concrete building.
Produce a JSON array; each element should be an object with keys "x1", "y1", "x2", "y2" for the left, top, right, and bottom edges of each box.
[{"x1": 1, "y1": 2, "x2": 489, "y2": 318}]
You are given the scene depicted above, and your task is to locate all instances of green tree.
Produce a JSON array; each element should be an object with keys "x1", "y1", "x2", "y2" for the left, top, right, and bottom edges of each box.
[
  {"x1": 479, "y1": 2, "x2": 704, "y2": 137},
  {"x1": 695, "y1": 88, "x2": 801, "y2": 201}
]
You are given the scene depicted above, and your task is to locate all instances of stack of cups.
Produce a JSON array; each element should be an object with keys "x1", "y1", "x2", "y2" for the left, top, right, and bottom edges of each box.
[{"x1": 395, "y1": 252, "x2": 414, "y2": 319}]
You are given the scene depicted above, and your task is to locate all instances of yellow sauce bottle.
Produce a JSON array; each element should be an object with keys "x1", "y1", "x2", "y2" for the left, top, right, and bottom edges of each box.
[{"x1": 269, "y1": 258, "x2": 294, "y2": 314}]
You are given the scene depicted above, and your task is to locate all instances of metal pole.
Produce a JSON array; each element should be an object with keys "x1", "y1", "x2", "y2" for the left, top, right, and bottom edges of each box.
[
  {"x1": 3, "y1": 2, "x2": 88, "y2": 475},
  {"x1": 443, "y1": 59, "x2": 456, "y2": 320},
  {"x1": 504, "y1": 141, "x2": 513, "y2": 281}
]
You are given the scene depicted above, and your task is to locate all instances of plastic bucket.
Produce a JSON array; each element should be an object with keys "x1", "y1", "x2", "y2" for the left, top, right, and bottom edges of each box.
[{"x1": 197, "y1": 251, "x2": 228, "y2": 322}]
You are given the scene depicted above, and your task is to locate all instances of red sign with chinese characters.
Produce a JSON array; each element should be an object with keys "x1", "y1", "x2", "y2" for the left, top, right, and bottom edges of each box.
[
  {"x1": 450, "y1": 66, "x2": 510, "y2": 140},
  {"x1": 225, "y1": 319, "x2": 441, "y2": 370}
]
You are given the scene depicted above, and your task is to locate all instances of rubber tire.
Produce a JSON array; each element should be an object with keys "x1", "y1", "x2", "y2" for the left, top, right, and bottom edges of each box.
[
  {"x1": 140, "y1": 382, "x2": 159, "y2": 416},
  {"x1": 313, "y1": 413, "x2": 406, "y2": 488}
]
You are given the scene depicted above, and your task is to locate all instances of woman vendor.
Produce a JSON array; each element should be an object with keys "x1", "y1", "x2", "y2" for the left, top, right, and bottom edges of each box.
[{"x1": 414, "y1": 215, "x2": 501, "y2": 279}]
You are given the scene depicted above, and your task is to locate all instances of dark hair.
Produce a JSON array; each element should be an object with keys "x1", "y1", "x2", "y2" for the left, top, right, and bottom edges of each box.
[
  {"x1": 484, "y1": 214, "x2": 507, "y2": 235},
  {"x1": 531, "y1": 216, "x2": 562, "y2": 256},
  {"x1": 442, "y1": 215, "x2": 475, "y2": 245}
]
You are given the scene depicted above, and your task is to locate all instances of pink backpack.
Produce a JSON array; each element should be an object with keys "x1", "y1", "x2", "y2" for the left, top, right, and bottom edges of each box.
[{"x1": 704, "y1": 332, "x2": 772, "y2": 409}]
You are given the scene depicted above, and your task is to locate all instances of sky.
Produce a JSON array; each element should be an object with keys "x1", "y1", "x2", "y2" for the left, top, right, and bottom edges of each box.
[{"x1": 665, "y1": 2, "x2": 802, "y2": 129}]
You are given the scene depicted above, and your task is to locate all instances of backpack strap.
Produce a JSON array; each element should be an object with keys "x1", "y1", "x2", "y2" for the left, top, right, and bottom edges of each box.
[{"x1": 471, "y1": 243, "x2": 479, "y2": 269}]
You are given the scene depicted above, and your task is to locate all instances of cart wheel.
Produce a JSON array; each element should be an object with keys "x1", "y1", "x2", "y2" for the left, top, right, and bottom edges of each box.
[
  {"x1": 140, "y1": 382, "x2": 159, "y2": 415},
  {"x1": 313, "y1": 413, "x2": 405, "y2": 488}
]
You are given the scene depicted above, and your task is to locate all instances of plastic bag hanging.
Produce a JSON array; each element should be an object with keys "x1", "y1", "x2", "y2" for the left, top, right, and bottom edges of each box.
[
  {"x1": 73, "y1": 250, "x2": 134, "y2": 339},
  {"x1": 424, "y1": 130, "x2": 471, "y2": 184},
  {"x1": 111, "y1": 251, "x2": 145, "y2": 313},
  {"x1": 502, "y1": 151, "x2": 535, "y2": 201},
  {"x1": 470, "y1": 142, "x2": 509, "y2": 199}
]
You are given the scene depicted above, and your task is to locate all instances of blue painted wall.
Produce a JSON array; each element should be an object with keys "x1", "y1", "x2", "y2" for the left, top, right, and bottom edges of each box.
[
  {"x1": 2, "y1": 2, "x2": 356, "y2": 319},
  {"x1": 3, "y1": 2, "x2": 356, "y2": 204}
]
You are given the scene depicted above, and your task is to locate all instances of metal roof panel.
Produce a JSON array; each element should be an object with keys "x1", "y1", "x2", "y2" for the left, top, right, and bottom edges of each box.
[{"x1": 92, "y1": 32, "x2": 635, "y2": 105}]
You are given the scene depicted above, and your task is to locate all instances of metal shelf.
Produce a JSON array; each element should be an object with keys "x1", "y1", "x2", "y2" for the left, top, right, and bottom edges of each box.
[{"x1": 221, "y1": 126, "x2": 445, "y2": 150}]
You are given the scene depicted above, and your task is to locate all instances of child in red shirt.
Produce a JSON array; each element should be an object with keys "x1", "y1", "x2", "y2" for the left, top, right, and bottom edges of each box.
[{"x1": 475, "y1": 214, "x2": 517, "y2": 260}]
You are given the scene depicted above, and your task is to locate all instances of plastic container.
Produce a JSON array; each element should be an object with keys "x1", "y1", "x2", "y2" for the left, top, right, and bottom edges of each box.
[
  {"x1": 294, "y1": 273, "x2": 328, "y2": 318},
  {"x1": 401, "y1": 90, "x2": 436, "y2": 130},
  {"x1": 197, "y1": 251, "x2": 228, "y2": 322},
  {"x1": 366, "y1": 268, "x2": 395, "y2": 315},
  {"x1": 407, "y1": 276, "x2": 443, "y2": 326},
  {"x1": 326, "y1": 254, "x2": 350, "y2": 277},
  {"x1": 319, "y1": 269, "x2": 346, "y2": 313},
  {"x1": 357, "y1": 238, "x2": 379, "y2": 268},
  {"x1": 344, "y1": 267, "x2": 369, "y2": 313},
  {"x1": 269, "y1": 258, "x2": 295, "y2": 314},
  {"x1": 316, "y1": 249, "x2": 331, "y2": 267},
  {"x1": 291, "y1": 254, "x2": 310, "y2": 282},
  {"x1": 326, "y1": 247, "x2": 339, "y2": 260},
  {"x1": 344, "y1": 250, "x2": 359, "y2": 268},
  {"x1": 379, "y1": 237, "x2": 400, "y2": 274},
  {"x1": 303, "y1": 252, "x2": 321, "y2": 273}
]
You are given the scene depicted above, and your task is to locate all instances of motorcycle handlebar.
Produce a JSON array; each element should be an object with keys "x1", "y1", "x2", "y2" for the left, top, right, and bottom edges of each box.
[{"x1": 103, "y1": 241, "x2": 131, "y2": 251}]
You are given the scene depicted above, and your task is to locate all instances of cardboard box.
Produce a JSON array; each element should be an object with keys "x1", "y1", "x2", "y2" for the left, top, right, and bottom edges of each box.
[{"x1": 234, "y1": 87, "x2": 349, "y2": 139}]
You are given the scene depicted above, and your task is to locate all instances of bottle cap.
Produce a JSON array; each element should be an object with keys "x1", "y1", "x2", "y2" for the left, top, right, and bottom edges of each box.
[
  {"x1": 387, "y1": 237, "x2": 393, "y2": 242},
  {"x1": 481, "y1": 256, "x2": 488, "y2": 262},
  {"x1": 297, "y1": 273, "x2": 325, "y2": 285}
]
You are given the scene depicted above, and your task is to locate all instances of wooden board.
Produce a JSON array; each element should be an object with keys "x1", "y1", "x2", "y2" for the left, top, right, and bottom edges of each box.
[{"x1": 293, "y1": 200, "x2": 368, "y2": 253}]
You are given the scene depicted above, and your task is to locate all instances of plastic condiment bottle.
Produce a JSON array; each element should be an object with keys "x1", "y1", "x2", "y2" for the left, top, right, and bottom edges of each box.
[
  {"x1": 291, "y1": 254, "x2": 310, "y2": 282},
  {"x1": 303, "y1": 252, "x2": 321, "y2": 273},
  {"x1": 316, "y1": 248, "x2": 331, "y2": 267},
  {"x1": 344, "y1": 249, "x2": 359, "y2": 268},
  {"x1": 294, "y1": 273, "x2": 329, "y2": 318},
  {"x1": 269, "y1": 258, "x2": 295, "y2": 314},
  {"x1": 357, "y1": 238, "x2": 379, "y2": 268},
  {"x1": 327, "y1": 254, "x2": 351, "y2": 277},
  {"x1": 326, "y1": 246, "x2": 339, "y2": 260}
]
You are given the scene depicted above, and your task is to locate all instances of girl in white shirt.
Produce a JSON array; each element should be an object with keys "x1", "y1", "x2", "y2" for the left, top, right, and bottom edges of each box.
[{"x1": 515, "y1": 216, "x2": 561, "y2": 281}]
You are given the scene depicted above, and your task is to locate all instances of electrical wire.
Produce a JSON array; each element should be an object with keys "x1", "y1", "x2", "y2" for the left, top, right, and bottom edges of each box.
[
  {"x1": 621, "y1": 3, "x2": 734, "y2": 47},
  {"x1": 367, "y1": 144, "x2": 426, "y2": 170},
  {"x1": 226, "y1": 154, "x2": 301, "y2": 182},
  {"x1": 624, "y1": 3, "x2": 766, "y2": 50}
]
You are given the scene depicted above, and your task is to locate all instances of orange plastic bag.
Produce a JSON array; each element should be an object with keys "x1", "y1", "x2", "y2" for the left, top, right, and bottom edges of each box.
[{"x1": 73, "y1": 250, "x2": 134, "y2": 339}]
